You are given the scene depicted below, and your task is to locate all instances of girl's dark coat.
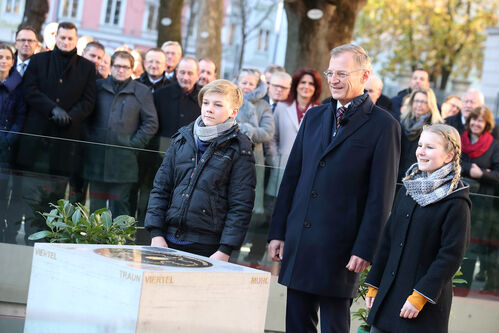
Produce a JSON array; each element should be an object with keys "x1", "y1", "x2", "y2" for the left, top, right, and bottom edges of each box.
[{"x1": 366, "y1": 185, "x2": 471, "y2": 333}]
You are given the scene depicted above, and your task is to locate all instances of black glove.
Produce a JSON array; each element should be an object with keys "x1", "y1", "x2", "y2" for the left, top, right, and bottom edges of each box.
[{"x1": 51, "y1": 106, "x2": 72, "y2": 126}]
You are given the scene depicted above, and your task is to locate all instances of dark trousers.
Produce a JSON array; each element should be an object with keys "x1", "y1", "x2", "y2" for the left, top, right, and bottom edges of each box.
[
  {"x1": 89, "y1": 181, "x2": 133, "y2": 217},
  {"x1": 370, "y1": 326, "x2": 390, "y2": 333},
  {"x1": 286, "y1": 288, "x2": 351, "y2": 333}
]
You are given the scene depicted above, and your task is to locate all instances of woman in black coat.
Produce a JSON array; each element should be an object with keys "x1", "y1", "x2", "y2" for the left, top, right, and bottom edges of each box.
[
  {"x1": 366, "y1": 124, "x2": 470, "y2": 333},
  {"x1": 398, "y1": 88, "x2": 443, "y2": 181},
  {"x1": 0, "y1": 44, "x2": 26, "y2": 242},
  {"x1": 460, "y1": 106, "x2": 499, "y2": 291}
]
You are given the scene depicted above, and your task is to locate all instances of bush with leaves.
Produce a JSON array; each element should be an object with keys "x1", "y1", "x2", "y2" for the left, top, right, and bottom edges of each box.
[{"x1": 28, "y1": 200, "x2": 136, "y2": 245}]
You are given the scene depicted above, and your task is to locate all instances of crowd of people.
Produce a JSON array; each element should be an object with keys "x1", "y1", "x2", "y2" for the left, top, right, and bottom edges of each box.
[{"x1": 0, "y1": 20, "x2": 498, "y2": 332}]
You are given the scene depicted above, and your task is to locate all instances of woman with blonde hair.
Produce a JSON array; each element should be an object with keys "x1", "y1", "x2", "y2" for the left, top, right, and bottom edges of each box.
[
  {"x1": 366, "y1": 124, "x2": 470, "y2": 333},
  {"x1": 398, "y1": 88, "x2": 443, "y2": 181}
]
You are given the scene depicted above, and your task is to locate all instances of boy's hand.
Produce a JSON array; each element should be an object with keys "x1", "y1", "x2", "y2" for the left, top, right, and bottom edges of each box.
[
  {"x1": 210, "y1": 251, "x2": 230, "y2": 262},
  {"x1": 400, "y1": 300, "x2": 420, "y2": 319},
  {"x1": 151, "y1": 236, "x2": 168, "y2": 247},
  {"x1": 269, "y1": 239, "x2": 284, "y2": 262}
]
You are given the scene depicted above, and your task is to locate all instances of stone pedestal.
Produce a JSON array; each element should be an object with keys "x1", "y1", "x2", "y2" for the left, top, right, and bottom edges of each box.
[{"x1": 25, "y1": 244, "x2": 270, "y2": 333}]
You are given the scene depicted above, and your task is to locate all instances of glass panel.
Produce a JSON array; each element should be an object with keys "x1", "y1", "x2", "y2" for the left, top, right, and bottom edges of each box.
[{"x1": 62, "y1": 0, "x2": 69, "y2": 18}]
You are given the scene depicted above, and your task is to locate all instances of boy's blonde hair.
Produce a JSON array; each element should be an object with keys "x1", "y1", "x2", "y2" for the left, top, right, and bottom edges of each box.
[
  {"x1": 198, "y1": 79, "x2": 243, "y2": 109},
  {"x1": 403, "y1": 124, "x2": 462, "y2": 193}
]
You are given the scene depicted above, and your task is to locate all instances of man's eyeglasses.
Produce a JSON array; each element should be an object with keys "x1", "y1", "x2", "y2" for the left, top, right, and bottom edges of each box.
[
  {"x1": 16, "y1": 39, "x2": 37, "y2": 44},
  {"x1": 269, "y1": 83, "x2": 290, "y2": 90},
  {"x1": 323, "y1": 69, "x2": 365, "y2": 80},
  {"x1": 112, "y1": 64, "x2": 132, "y2": 70}
]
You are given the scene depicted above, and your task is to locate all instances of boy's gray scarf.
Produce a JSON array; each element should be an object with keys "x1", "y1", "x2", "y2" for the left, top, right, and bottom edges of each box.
[
  {"x1": 193, "y1": 116, "x2": 236, "y2": 142},
  {"x1": 402, "y1": 162, "x2": 456, "y2": 207}
]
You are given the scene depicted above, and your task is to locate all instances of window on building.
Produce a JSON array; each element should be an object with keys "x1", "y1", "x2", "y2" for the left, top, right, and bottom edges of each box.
[
  {"x1": 145, "y1": 3, "x2": 158, "y2": 31},
  {"x1": 4, "y1": 0, "x2": 21, "y2": 15},
  {"x1": 61, "y1": 0, "x2": 79, "y2": 19},
  {"x1": 104, "y1": 0, "x2": 123, "y2": 25},
  {"x1": 257, "y1": 29, "x2": 269, "y2": 51}
]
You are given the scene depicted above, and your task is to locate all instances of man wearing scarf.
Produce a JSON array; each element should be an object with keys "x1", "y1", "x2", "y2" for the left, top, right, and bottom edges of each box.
[
  {"x1": 83, "y1": 51, "x2": 158, "y2": 218},
  {"x1": 18, "y1": 21, "x2": 96, "y2": 175},
  {"x1": 14, "y1": 22, "x2": 96, "y2": 243}
]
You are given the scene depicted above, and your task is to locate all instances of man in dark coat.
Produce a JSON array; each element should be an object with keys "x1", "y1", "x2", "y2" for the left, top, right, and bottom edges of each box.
[
  {"x1": 446, "y1": 88, "x2": 499, "y2": 139},
  {"x1": 84, "y1": 51, "x2": 158, "y2": 217},
  {"x1": 160, "y1": 41, "x2": 183, "y2": 84},
  {"x1": 136, "y1": 48, "x2": 170, "y2": 93},
  {"x1": 268, "y1": 44, "x2": 401, "y2": 333},
  {"x1": 391, "y1": 69, "x2": 430, "y2": 120},
  {"x1": 18, "y1": 21, "x2": 96, "y2": 175},
  {"x1": 153, "y1": 56, "x2": 201, "y2": 151},
  {"x1": 14, "y1": 22, "x2": 96, "y2": 243}
]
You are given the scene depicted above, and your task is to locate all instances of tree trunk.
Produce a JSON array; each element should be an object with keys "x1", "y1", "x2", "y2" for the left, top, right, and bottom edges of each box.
[
  {"x1": 284, "y1": 0, "x2": 367, "y2": 99},
  {"x1": 236, "y1": 0, "x2": 247, "y2": 74},
  {"x1": 157, "y1": 0, "x2": 184, "y2": 47},
  {"x1": 183, "y1": 0, "x2": 198, "y2": 53},
  {"x1": 19, "y1": 0, "x2": 49, "y2": 42},
  {"x1": 195, "y1": 0, "x2": 223, "y2": 76}
]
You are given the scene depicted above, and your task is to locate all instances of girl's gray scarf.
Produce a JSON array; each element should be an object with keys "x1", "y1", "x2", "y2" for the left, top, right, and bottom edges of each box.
[
  {"x1": 193, "y1": 116, "x2": 236, "y2": 142},
  {"x1": 401, "y1": 113, "x2": 430, "y2": 141},
  {"x1": 402, "y1": 162, "x2": 456, "y2": 207}
]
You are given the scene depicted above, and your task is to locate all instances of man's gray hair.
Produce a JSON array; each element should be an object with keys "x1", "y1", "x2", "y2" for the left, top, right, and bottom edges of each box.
[
  {"x1": 463, "y1": 88, "x2": 485, "y2": 105},
  {"x1": 179, "y1": 56, "x2": 199, "y2": 73},
  {"x1": 161, "y1": 41, "x2": 182, "y2": 53},
  {"x1": 330, "y1": 43, "x2": 371, "y2": 70},
  {"x1": 270, "y1": 71, "x2": 292, "y2": 85}
]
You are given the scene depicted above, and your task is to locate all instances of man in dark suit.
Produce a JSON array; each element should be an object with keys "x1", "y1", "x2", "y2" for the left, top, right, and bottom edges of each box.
[
  {"x1": 15, "y1": 21, "x2": 96, "y2": 242},
  {"x1": 446, "y1": 88, "x2": 499, "y2": 139},
  {"x1": 153, "y1": 56, "x2": 201, "y2": 151},
  {"x1": 268, "y1": 44, "x2": 401, "y2": 333},
  {"x1": 13, "y1": 26, "x2": 38, "y2": 77},
  {"x1": 391, "y1": 68, "x2": 430, "y2": 120}
]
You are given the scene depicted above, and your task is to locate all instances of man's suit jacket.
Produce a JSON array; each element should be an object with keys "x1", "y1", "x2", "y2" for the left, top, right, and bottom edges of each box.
[{"x1": 268, "y1": 93, "x2": 401, "y2": 298}]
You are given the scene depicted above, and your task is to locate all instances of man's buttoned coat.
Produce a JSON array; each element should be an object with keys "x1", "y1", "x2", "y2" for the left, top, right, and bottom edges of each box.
[{"x1": 268, "y1": 94, "x2": 401, "y2": 298}]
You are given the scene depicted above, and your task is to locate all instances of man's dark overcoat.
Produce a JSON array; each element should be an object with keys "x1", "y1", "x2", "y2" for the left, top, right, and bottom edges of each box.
[
  {"x1": 153, "y1": 81, "x2": 200, "y2": 138},
  {"x1": 17, "y1": 47, "x2": 95, "y2": 174},
  {"x1": 22, "y1": 47, "x2": 96, "y2": 139},
  {"x1": 84, "y1": 78, "x2": 158, "y2": 183},
  {"x1": 366, "y1": 185, "x2": 471, "y2": 333},
  {"x1": 268, "y1": 94, "x2": 401, "y2": 298}
]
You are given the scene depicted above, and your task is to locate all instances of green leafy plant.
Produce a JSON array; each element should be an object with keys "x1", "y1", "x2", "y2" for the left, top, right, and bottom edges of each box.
[
  {"x1": 28, "y1": 200, "x2": 136, "y2": 245},
  {"x1": 352, "y1": 267, "x2": 371, "y2": 332}
]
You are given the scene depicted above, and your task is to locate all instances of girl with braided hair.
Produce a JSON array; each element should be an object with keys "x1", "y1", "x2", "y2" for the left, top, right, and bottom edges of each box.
[{"x1": 365, "y1": 124, "x2": 471, "y2": 333}]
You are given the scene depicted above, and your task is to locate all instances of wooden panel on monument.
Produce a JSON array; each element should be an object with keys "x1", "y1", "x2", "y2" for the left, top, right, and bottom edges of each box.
[{"x1": 25, "y1": 243, "x2": 270, "y2": 332}]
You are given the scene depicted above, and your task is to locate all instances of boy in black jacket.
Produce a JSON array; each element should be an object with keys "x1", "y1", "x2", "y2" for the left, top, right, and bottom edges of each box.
[{"x1": 145, "y1": 79, "x2": 256, "y2": 261}]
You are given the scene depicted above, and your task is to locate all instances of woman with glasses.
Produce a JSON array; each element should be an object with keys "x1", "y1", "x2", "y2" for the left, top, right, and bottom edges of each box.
[
  {"x1": 236, "y1": 68, "x2": 274, "y2": 215},
  {"x1": 459, "y1": 106, "x2": 499, "y2": 291},
  {"x1": 0, "y1": 44, "x2": 26, "y2": 242},
  {"x1": 398, "y1": 88, "x2": 443, "y2": 181}
]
